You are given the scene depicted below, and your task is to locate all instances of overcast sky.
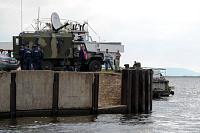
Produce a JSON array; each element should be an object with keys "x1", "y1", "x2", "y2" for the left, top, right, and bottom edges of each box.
[{"x1": 1, "y1": 0, "x2": 200, "y2": 72}]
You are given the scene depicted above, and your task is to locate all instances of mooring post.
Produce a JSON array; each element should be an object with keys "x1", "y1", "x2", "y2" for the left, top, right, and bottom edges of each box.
[
  {"x1": 131, "y1": 70, "x2": 139, "y2": 114},
  {"x1": 145, "y1": 70, "x2": 151, "y2": 113},
  {"x1": 139, "y1": 70, "x2": 145, "y2": 113},
  {"x1": 10, "y1": 72, "x2": 16, "y2": 118},
  {"x1": 92, "y1": 73, "x2": 99, "y2": 115},
  {"x1": 127, "y1": 70, "x2": 132, "y2": 114},
  {"x1": 52, "y1": 73, "x2": 59, "y2": 116},
  {"x1": 121, "y1": 69, "x2": 128, "y2": 105}
]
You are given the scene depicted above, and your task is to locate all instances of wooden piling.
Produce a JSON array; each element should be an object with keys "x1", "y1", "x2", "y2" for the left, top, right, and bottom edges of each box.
[
  {"x1": 145, "y1": 70, "x2": 151, "y2": 113},
  {"x1": 121, "y1": 69, "x2": 128, "y2": 105},
  {"x1": 92, "y1": 73, "x2": 99, "y2": 115},
  {"x1": 52, "y1": 73, "x2": 59, "y2": 116},
  {"x1": 150, "y1": 69, "x2": 153, "y2": 111},
  {"x1": 139, "y1": 70, "x2": 145, "y2": 113},
  {"x1": 126, "y1": 70, "x2": 132, "y2": 114},
  {"x1": 10, "y1": 73, "x2": 16, "y2": 118},
  {"x1": 131, "y1": 70, "x2": 139, "y2": 114}
]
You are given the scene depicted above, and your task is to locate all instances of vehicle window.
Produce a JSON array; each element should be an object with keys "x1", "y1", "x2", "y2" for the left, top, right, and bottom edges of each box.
[
  {"x1": 16, "y1": 38, "x2": 19, "y2": 45},
  {"x1": 77, "y1": 45, "x2": 81, "y2": 51}
]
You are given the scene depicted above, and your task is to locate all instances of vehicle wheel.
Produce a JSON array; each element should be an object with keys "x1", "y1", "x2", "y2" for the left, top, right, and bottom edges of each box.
[
  {"x1": 43, "y1": 60, "x2": 54, "y2": 70},
  {"x1": 89, "y1": 60, "x2": 101, "y2": 71},
  {"x1": 171, "y1": 91, "x2": 174, "y2": 95}
]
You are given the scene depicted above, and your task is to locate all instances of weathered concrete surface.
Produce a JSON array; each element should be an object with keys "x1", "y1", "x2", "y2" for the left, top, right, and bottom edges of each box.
[
  {"x1": 15, "y1": 71, "x2": 54, "y2": 110},
  {"x1": 58, "y1": 72, "x2": 93, "y2": 109},
  {"x1": 0, "y1": 72, "x2": 11, "y2": 112}
]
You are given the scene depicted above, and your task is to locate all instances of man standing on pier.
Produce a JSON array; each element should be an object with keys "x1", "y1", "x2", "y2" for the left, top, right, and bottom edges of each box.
[
  {"x1": 79, "y1": 45, "x2": 87, "y2": 71},
  {"x1": 32, "y1": 45, "x2": 41, "y2": 70},
  {"x1": 115, "y1": 50, "x2": 121, "y2": 72},
  {"x1": 38, "y1": 46, "x2": 44, "y2": 70},
  {"x1": 104, "y1": 49, "x2": 113, "y2": 71},
  {"x1": 24, "y1": 45, "x2": 32, "y2": 70}
]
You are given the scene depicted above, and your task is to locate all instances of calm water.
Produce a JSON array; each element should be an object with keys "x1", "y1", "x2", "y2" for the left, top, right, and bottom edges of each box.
[{"x1": 1, "y1": 77, "x2": 200, "y2": 133}]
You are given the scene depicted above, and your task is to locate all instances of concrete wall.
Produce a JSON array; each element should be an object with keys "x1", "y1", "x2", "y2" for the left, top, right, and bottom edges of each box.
[
  {"x1": 0, "y1": 71, "x2": 94, "y2": 113},
  {"x1": 15, "y1": 71, "x2": 54, "y2": 110},
  {"x1": 58, "y1": 72, "x2": 93, "y2": 109},
  {"x1": 0, "y1": 72, "x2": 11, "y2": 112}
]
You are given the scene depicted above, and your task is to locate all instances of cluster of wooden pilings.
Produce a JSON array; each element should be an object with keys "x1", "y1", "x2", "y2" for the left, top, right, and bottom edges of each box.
[{"x1": 121, "y1": 69, "x2": 153, "y2": 114}]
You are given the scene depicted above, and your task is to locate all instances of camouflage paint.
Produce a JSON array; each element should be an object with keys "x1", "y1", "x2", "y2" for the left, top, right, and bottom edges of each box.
[{"x1": 13, "y1": 32, "x2": 74, "y2": 59}]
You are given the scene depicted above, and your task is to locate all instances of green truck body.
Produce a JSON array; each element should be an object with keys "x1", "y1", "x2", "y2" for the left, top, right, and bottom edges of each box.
[{"x1": 13, "y1": 31, "x2": 104, "y2": 71}]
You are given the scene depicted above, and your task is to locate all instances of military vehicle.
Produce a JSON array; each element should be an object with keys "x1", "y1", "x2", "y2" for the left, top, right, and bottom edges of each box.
[{"x1": 13, "y1": 12, "x2": 104, "y2": 71}]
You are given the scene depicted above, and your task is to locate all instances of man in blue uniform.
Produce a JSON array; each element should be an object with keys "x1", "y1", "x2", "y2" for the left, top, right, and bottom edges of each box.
[
  {"x1": 19, "y1": 44, "x2": 25, "y2": 70},
  {"x1": 24, "y1": 45, "x2": 32, "y2": 70},
  {"x1": 32, "y1": 45, "x2": 41, "y2": 70}
]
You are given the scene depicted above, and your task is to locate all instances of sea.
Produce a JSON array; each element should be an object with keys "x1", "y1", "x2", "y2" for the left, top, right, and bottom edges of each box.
[{"x1": 0, "y1": 76, "x2": 200, "y2": 133}]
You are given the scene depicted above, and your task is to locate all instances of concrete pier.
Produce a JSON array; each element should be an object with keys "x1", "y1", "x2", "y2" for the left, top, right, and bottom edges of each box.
[
  {"x1": 0, "y1": 72, "x2": 10, "y2": 112},
  {"x1": 0, "y1": 70, "x2": 152, "y2": 118}
]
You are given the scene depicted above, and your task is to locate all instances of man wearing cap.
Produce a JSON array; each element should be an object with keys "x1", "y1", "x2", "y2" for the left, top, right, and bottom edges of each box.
[
  {"x1": 32, "y1": 45, "x2": 41, "y2": 70},
  {"x1": 24, "y1": 45, "x2": 32, "y2": 70},
  {"x1": 19, "y1": 44, "x2": 25, "y2": 70}
]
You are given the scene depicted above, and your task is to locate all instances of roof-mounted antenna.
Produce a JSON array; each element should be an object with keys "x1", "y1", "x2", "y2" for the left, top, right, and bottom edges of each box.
[
  {"x1": 51, "y1": 12, "x2": 69, "y2": 32},
  {"x1": 51, "y1": 12, "x2": 61, "y2": 31}
]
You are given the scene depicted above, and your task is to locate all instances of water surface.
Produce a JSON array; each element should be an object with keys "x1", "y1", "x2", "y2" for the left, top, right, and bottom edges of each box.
[{"x1": 1, "y1": 77, "x2": 200, "y2": 132}]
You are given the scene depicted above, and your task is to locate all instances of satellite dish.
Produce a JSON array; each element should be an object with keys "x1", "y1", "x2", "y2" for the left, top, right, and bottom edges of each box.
[{"x1": 51, "y1": 12, "x2": 61, "y2": 30}]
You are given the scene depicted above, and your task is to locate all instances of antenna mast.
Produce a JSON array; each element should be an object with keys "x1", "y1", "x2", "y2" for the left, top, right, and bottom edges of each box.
[
  {"x1": 37, "y1": 7, "x2": 40, "y2": 30},
  {"x1": 21, "y1": 0, "x2": 23, "y2": 31}
]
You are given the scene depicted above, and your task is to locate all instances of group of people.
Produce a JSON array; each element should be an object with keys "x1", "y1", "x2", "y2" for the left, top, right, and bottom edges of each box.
[
  {"x1": 79, "y1": 45, "x2": 121, "y2": 71},
  {"x1": 19, "y1": 44, "x2": 44, "y2": 70},
  {"x1": 104, "y1": 49, "x2": 121, "y2": 71}
]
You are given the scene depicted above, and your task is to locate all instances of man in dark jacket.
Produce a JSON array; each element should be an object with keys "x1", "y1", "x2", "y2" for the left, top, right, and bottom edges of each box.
[
  {"x1": 38, "y1": 46, "x2": 44, "y2": 70},
  {"x1": 24, "y1": 45, "x2": 32, "y2": 70},
  {"x1": 79, "y1": 46, "x2": 87, "y2": 71},
  {"x1": 19, "y1": 44, "x2": 25, "y2": 70},
  {"x1": 32, "y1": 45, "x2": 41, "y2": 70}
]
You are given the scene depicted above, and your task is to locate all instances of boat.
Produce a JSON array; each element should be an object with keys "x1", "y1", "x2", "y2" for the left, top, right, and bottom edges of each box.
[{"x1": 152, "y1": 68, "x2": 174, "y2": 98}]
